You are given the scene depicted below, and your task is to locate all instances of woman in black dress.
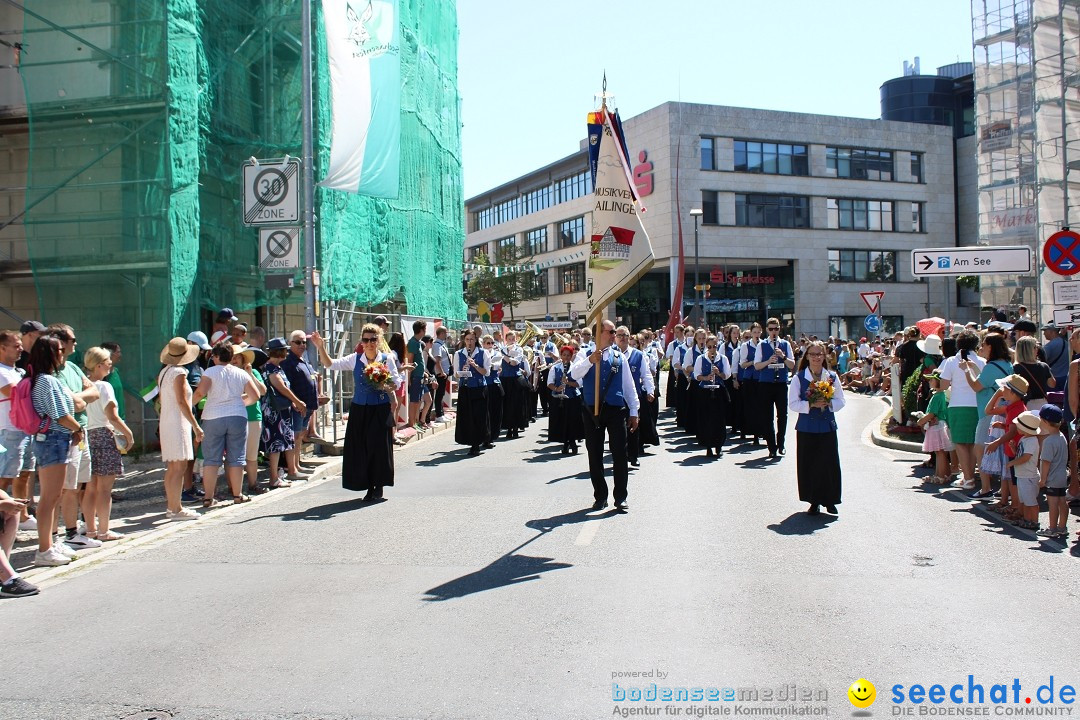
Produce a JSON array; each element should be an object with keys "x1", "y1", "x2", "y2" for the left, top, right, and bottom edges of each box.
[
  {"x1": 454, "y1": 329, "x2": 490, "y2": 456},
  {"x1": 693, "y1": 335, "x2": 731, "y2": 457},
  {"x1": 787, "y1": 340, "x2": 847, "y2": 515},
  {"x1": 546, "y1": 345, "x2": 584, "y2": 454},
  {"x1": 311, "y1": 325, "x2": 400, "y2": 502}
]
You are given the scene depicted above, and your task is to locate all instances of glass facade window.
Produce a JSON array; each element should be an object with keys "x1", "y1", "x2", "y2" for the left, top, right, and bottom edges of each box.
[
  {"x1": 525, "y1": 227, "x2": 547, "y2": 255},
  {"x1": 733, "y1": 141, "x2": 808, "y2": 175},
  {"x1": 558, "y1": 216, "x2": 586, "y2": 248},
  {"x1": 560, "y1": 262, "x2": 585, "y2": 294},
  {"x1": 828, "y1": 249, "x2": 898, "y2": 282},
  {"x1": 910, "y1": 202, "x2": 923, "y2": 232},
  {"x1": 471, "y1": 167, "x2": 592, "y2": 231},
  {"x1": 702, "y1": 191, "x2": 718, "y2": 225},
  {"x1": 910, "y1": 153, "x2": 923, "y2": 183},
  {"x1": 826, "y1": 147, "x2": 894, "y2": 181},
  {"x1": 826, "y1": 199, "x2": 895, "y2": 231},
  {"x1": 531, "y1": 270, "x2": 548, "y2": 296},
  {"x1": 497, "y1": 235, "x2": 516, "y2": 251},
  {"x1": 700, "y1": 137, "x2": 715, "y2": 170},
  {"x1": 468, "y1": 245, "x2": 487, "y2": 261},
  {"x1": 735, "y1": 194, "x2": 810, "y2": 228}
]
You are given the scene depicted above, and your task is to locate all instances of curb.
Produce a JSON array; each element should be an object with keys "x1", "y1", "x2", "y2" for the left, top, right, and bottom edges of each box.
[
  {"x1": 869, "y1": 397, "x2": 924, "y2": 453},
  {"x1": 26, "y1": 414, "x2": 457, "y2": 590}
]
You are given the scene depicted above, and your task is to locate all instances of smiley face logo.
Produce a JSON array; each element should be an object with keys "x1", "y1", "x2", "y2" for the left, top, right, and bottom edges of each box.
[{"x1": 848, "y1": 678, "x2": 876, "y2": 709}]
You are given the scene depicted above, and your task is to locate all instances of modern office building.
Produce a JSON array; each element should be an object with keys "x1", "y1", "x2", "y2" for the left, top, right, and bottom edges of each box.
[
  {"x1": 465, "y1": 101, "x2": 962, "y2": 338},
  {"x1": 971, "y1": 0, "x2": 1079, "y2": 322}
]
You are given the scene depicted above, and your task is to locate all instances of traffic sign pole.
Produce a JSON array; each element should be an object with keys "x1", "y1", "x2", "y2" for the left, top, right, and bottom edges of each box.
[{"x1": 300, "y1": 0, "x2": 317, "y2": 335}]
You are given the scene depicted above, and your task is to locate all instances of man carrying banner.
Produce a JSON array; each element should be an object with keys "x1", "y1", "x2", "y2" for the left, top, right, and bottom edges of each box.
[{"x1": 570, "y1": 321, "x2": 639, "y2": 511}]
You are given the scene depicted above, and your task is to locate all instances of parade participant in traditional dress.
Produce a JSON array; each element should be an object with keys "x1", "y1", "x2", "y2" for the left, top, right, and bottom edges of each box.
[
  {"x1": 547, "y1": 345, "x2": 584, "y2": 455},
  {"x1": 675, "y1": 326, "x2": 694, "y2": 428},
  {"x1": 539, "y1": 332, "x2": 559, "y2": 416},
  {"x1": 788, "y1": 340, "x2": 846, "y2": 515},
  {"x1": 481, "y1": 334, "x2": 504, "y2": 444},
  {"x1": 694, "y1": 334, "x2": 732, "y2": 457},
  {"x1": 738, "y1": 323, "x2": 763, "y2": 446},
  {"x1": 723, "y1": 325, "x2": 743, "y2": 439},
  {"x1": 498, "y1": 330, "x2": 528, "y2": 439},
  {"x1": 753, "y1": 317, "x2": 796, "y2": 459},
  {"x1": 614, "y1": 326, "x2": 656, "y2": 467},
  {"x1": 311, "y1": 327, "x2": 400, "y2": 502},
  {"x1": 640, "y1": 331, "x2": 662, "y2": 431},
  {"x1": 570, "y1": 320, "x2": 640, "y2": 511},
  {"x1": 454, "y1": 329, "x2": 490, "y2": 456},
  {"x1": 664, "y1": 324, "x2": 685, "y2": 409},
  {"x1": 682, "y1": 328, "x2": 708, "y2": 437}
]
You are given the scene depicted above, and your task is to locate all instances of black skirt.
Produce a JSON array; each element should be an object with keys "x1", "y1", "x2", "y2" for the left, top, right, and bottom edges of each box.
[
  {"x1": 342, "y1": 402, "x2": 394, "y2": 491},
  {"x1": 455, "y1": 386, "x2": 489, "y2": 446},
  {"x1": 637, "y1": 391, "x2": 660, "y2": 446},
  {"x1": 683, "y1": 381, "x2": 700, "y2": 434},
  {"x1": 486, "y1": 381, "x2": 504, "y2": 438},
  {"x1": 796, "y1": 430, "x2": 842, "y2": 506},
  {"x1": 501, "y1": 375, "x2": 527, "y2": 431},
  {"x1": 695, "y1": 385, "x2": 729, "y2": 449},
  {"x1": 674, "y1": 374, "x2": 689, "y2": 426},
  {"x1": 548, "y1": 394, "x2": 585, "y2": 442}
]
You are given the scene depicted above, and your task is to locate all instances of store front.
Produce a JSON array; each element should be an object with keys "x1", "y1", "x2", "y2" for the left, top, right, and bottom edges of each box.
[{"x1": 681, "y1": 263, "x2": 796, "y2": 334}]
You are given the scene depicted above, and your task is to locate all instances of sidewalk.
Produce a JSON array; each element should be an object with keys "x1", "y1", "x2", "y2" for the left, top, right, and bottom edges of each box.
[{"x1": 10, "y1": 412, "x2": 456, "y2": 584}]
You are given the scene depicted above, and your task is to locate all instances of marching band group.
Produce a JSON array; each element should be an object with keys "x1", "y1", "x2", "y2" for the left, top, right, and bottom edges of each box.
[{"x1": 320, "y1": 317, "x2": 845, "y2": 516}]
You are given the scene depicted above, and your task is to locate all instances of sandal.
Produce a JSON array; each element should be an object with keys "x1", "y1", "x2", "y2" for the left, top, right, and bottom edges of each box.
[
  {"x1": 202, "y1": 498, "x2": 219, "y2": 509},
  {"x1": 232, "y1": 495, "x2": 251, "y2": 504},
  {"x1": 97, "y1": 530, "x2": 123, "y2": 541},
  {"x1": 268, "y1": 479, "x2": 292, "y2": 489},
  {"x1": 247, "y1": 486, "x2": 268, "y2": 495}
]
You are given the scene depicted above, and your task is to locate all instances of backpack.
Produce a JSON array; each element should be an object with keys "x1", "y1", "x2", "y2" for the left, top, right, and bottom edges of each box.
[{"x1": 9, "y1": 374, "x2": 49, "y2": 435}]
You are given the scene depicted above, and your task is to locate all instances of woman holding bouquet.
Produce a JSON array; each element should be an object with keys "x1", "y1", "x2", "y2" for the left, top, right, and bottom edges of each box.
[
  {"x1": 311, "y1": 325, "x2": 401, "y2": 502},
  {"x1": 787, "y1": 340, "x2": 846, "y2": 515}
]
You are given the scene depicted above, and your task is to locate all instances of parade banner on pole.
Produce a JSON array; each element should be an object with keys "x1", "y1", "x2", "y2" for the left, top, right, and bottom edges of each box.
[
  {"x1": 320, "y1": 0, "x2": 401, "y2": 197},
  {"x1": 584, "y1": 107, "x2": 654, "y2": 326}
]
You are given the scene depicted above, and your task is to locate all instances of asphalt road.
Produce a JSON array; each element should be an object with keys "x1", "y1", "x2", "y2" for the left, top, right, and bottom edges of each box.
[{"x1": 4, "y1": 394, "x2": 1077, "y2": 720}]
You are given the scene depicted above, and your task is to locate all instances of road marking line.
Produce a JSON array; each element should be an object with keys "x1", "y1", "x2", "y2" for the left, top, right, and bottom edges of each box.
[{"x1": 575, "y1": 522, "x2": 600, "y2": 546}]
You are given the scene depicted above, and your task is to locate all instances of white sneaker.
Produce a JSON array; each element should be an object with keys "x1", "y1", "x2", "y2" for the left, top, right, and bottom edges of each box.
[
  {"x1": 18, "y1": 516, "x2": 37, "y2": 532},
  {"x1": 434, "y1": 416, "x2": 447, "y2": 423},
  {"x1": 64, "y1": 533, "x2": 102, "y2": 549},
  {"x1": 34, "y1": 547, "x2": 72, "y2": 566},
  {"x1": 961, "y1": 480, "x2": 978, "y2": 490},
  {"x1": 165, "y1": 508, "x2": 200, "y2": 521},
  {"x1": 53, "y1": 539, "x2": 78, "y2": 558}
]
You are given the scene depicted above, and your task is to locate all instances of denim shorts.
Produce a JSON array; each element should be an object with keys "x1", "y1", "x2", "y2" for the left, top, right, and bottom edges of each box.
[
  {"x1": 200, "y1": 415, "x2": 248, "y2": 468},
  {"x1": 408, "y1": 375, "x2": 428, "y2": 403},
  {"x1": 0, "y1": 429, "x2": 30, "y2": 477},
  {"x1": 290, "y1": 409, "x2": 310, "y2": 434},
  {"x1": 32, "y1": 428, "x2": 73, "y2": 468}
]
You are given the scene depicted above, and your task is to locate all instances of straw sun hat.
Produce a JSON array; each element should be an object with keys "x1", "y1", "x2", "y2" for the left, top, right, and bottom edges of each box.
[{"x1": 160, "y1": 337, "x2": 200, "y2": 366}]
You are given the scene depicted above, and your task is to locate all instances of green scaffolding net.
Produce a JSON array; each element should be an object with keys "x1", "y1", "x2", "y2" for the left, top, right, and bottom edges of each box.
[{"x1": 17, "y1": 0, "x2": 465, "y2": 436}]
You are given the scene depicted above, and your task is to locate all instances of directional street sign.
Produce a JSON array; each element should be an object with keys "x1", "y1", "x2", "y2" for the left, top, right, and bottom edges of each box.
[
  {"x1": 864, "y1": 315, "x2": 882, "y2": 333},
  {"x1": 259, "y1": 226, "x2": 300, "y2": 271},
  {"x1": 1043, "y1": 229, "x2": 1080, "y2": 276},
  {"x1": 860, "y1": 291, "x2": 884, "y2": 315},
  {"x1": 911, "y1": 246, "x2": 1032, "y2": 277},
  {"x1": 243, "y1": 158, "x2": 300, "y2": 226},
  {"x1": 1052, "y1": 308, "x2": 1080, "y2": 326}
]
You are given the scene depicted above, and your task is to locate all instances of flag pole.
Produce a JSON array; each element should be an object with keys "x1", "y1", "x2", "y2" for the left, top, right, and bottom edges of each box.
[{"x1": 594, "y1": 306, "x2": 603, "y2": 417}]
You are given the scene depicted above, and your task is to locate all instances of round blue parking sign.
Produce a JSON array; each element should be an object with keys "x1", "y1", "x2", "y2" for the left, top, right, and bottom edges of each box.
[{"x1": 864, "y1": 314, "x2": 882, "y2": 333}]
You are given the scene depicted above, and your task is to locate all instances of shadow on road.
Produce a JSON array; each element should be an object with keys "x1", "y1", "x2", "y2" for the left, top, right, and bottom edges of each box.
[
  {"x1": 546, "y1": 470, "x2": 591, "y2": 485},
  {"x1": 767, "y1": 511, "x2": 837, "y2": 535},
  {"x1": 230, "y1": 496, "x2": 375, "y2": 524},
  {"x1": 423, "y1": 507, "x2": 607, "y2": 601}
]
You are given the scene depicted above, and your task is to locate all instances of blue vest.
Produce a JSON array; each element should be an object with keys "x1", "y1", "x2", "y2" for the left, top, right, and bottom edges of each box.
[
  {"x1": 794, "y1": 371, "x2": 838, "y2": 433},
  {"x1": 757, "y1": 339, "x2": 791, "y2": 384},
  {"x1": 457, "y1": 348, "x2": 487, "y2": 389},
  {"x1": 724, "y1": 342, "x2": 736, "y2": 366},
  {"x1": 499, "y1": 347, "x2": 521, "y2": 378},
  {"x1": 626, "y1": 347, "x2": 645, "y2": 394},
  {"x1": 739, "y1": 341, "x2": 760, "y2": 381},
  {"x1": 550, "y1": 363, "x2": 579, "y2": 398},
  {"x1": 697, "y1": 354, "x2": 727, "y2": 389},
  {"x1": 579, "y1": 349, "x2": 626, "y2": 408},
  {"x1": 688, "y1": 345, "x2": 705, "y2": 374},
  {"x1": 352, "y1": 353, "x2": 391, "y2": 405}
]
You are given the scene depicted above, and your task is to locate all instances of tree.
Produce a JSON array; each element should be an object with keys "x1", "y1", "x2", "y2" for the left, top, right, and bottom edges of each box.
[{"x1": 464, "y1": 244, "x2": 543, "y2": 322}]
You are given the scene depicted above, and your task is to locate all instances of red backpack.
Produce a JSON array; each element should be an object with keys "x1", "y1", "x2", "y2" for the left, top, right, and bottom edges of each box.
[{"x1": 8, "y1": 373, "x2": 49, "y2": 435}]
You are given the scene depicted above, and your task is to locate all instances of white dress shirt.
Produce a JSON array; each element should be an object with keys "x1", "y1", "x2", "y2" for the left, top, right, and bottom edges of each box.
[{"x1": 569, "y1": 348, "x2": 640, "y2": 417}]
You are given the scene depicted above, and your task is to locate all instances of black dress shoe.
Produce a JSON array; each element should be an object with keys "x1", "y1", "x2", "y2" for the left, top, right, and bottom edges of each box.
[
  {"x1": 778, "y1": 446, "x2": 786, "y2": 455},
  {"x1": 571, "y1": 444, "x2": 579, "y2": 455},
  {"x1": 483, "y1": 442, "x2": 495, "y2": 449},
  {"x1": 825, "y1": 505, "x2": 838, "y2": 515},
  {"x1": 561, "y1": 446, "x2": 569, "y2": 455},
  {"x1": 591, "y1": 500, "x2": 608, "y2": 511},
  {"x1": 705, "y1": 449, "x2": 713, "y2": 457},
  {"x1": 807, "y1": 505, "x2": 820, "y2": 515},
  {"x1": 468, "y1": 446, "x2": 480, "y2": 457},
  {"x1": 768, "y1": 450, "x2": 777, "y2": 459},
  {"x1": 614, "y1": 501, "x2": 629, "y2": 512},
  {"x1": 630, "y1": 458, "x2": 639, "y2": 467}
]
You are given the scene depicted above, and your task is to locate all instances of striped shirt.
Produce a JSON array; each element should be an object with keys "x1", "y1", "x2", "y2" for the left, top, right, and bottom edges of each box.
[{"x1": 31, "y1": 374, "x2": 74, "y2": 433}]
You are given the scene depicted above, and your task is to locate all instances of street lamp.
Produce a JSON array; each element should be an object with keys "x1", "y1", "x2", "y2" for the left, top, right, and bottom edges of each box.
[{"x1": 689, "y1": 208, "x2": 703, "y2": 327}]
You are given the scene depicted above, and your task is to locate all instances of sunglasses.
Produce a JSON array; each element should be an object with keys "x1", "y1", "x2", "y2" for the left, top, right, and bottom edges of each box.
[
  {"x1": 767, "y1": 327, "x2": 779, "y2": 331},
  {"x1": 359, "y1": 337, "x2": 378, "y2": 343},
  {"x1": 615, "y1": 333, "x2": 630, "y2": 338},
  {"x1": 807, "y1": 352, "x2": 824, "y2": 357},
  {"x1": 291, "y1": 340, "x2": 306, "y2": 345}
]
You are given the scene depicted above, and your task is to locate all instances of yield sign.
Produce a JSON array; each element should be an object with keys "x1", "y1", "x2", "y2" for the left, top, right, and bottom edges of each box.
[{"x1": 860, "y1": 291, "x2": 885, "y2": 315}]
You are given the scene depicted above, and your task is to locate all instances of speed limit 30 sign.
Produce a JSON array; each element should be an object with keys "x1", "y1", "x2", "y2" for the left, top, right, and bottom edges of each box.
[{"x1": 242, "y1": 158, "x2": 300, "y2": 226}]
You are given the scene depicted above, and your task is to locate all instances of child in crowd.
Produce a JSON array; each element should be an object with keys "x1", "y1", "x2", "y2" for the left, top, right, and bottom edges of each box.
[
  {"x1": 918, "y1": 370, "x2": 954, "y2": 483},
  {"x1": 1006, "y1": 411, "x2": 1042, "y2": 531},
  {"x1": 1037, "y1": 404, "x2": 1069, "y2": 538},
  {"x1": 984, "y1": 374, "x2": 1030, "y2": 521}
]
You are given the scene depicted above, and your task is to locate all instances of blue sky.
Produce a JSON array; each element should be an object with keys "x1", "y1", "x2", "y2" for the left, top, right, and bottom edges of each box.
[{"x1": 457, "y1": 0, "x2": 974, "y2": 199}]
